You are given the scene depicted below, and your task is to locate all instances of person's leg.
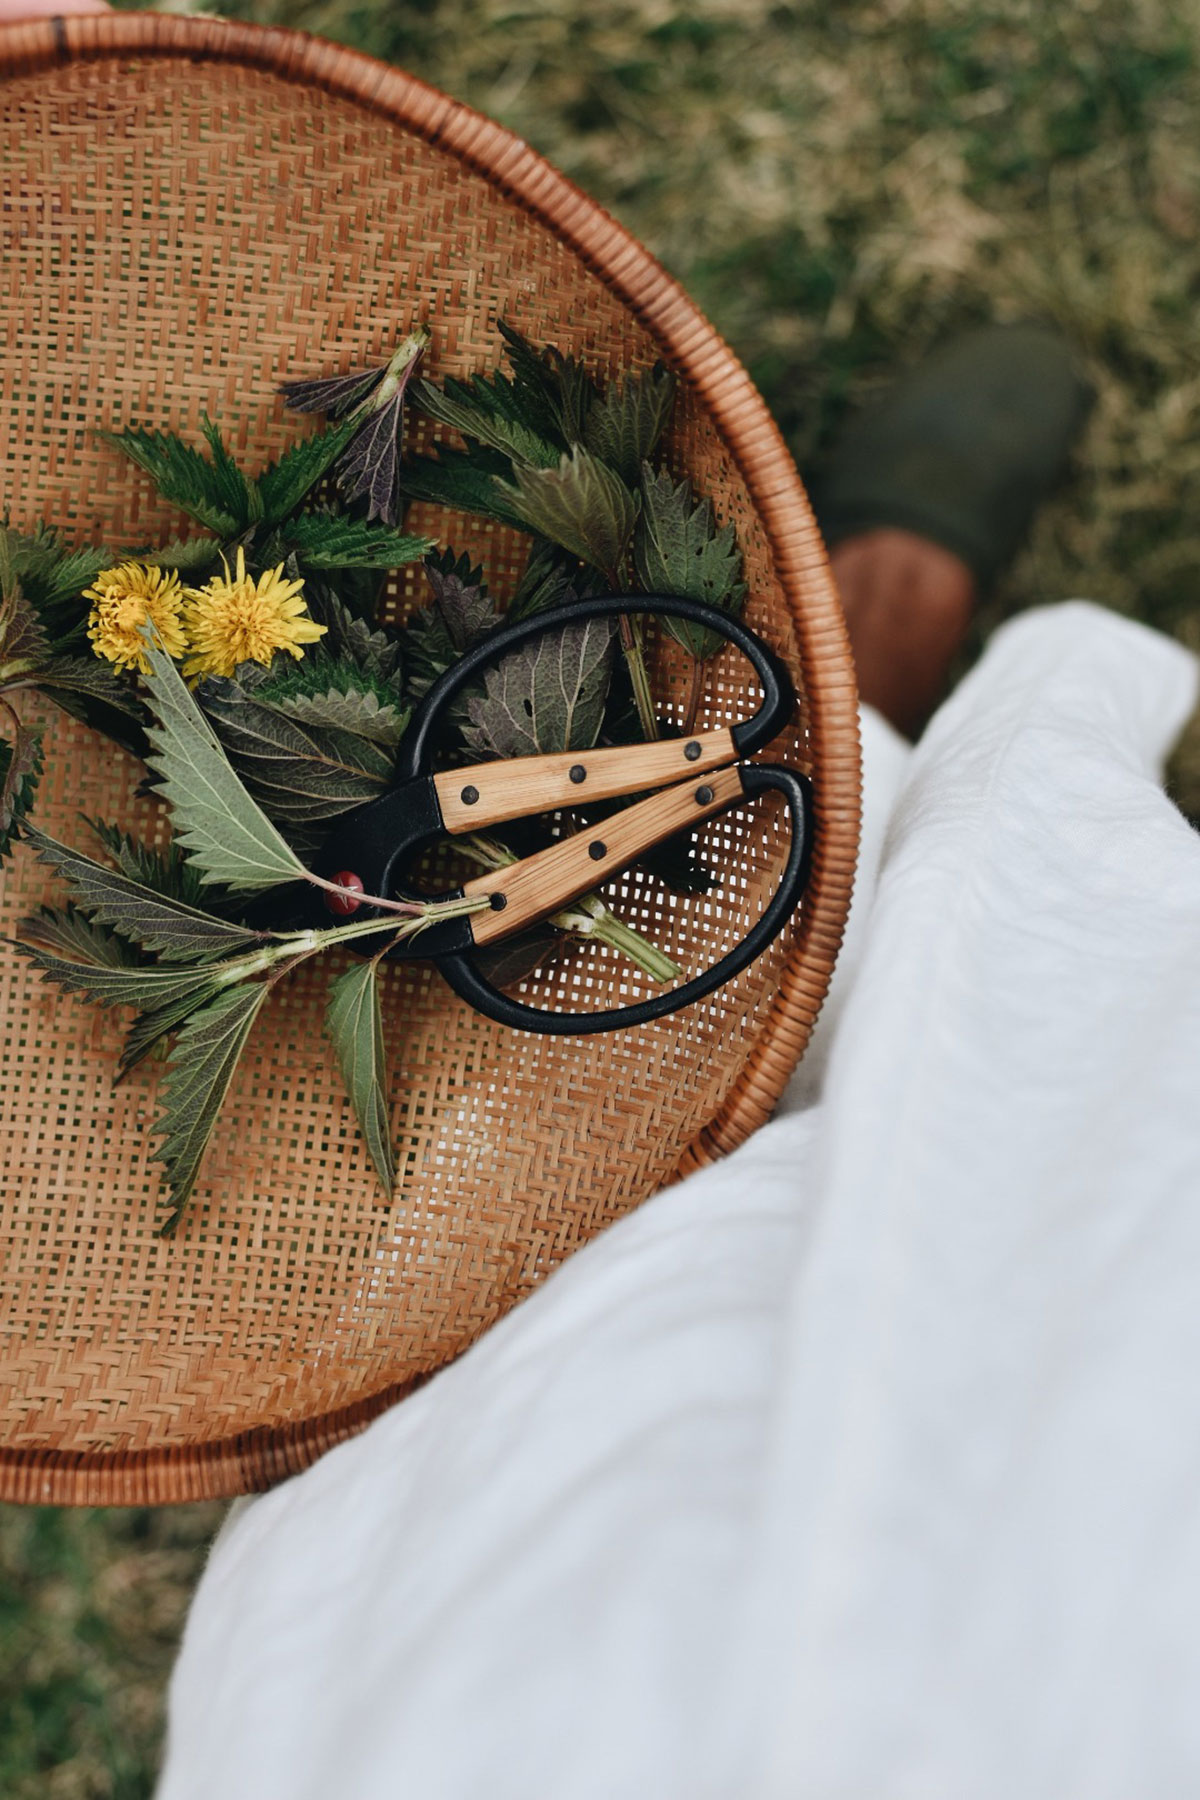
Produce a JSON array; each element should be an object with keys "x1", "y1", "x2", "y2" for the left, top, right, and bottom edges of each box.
[
  {"x1": 814, "y1": 322, "x2": 1094, "y2": 738},
  {"x1": 831, "y1": 529, "x2": 974, "y2": 740}
]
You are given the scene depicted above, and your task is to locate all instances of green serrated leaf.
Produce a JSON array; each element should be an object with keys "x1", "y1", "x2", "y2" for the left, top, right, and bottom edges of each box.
[
  {"x1": 507, "y1": 538, "x2": 606, "y2": 622},
  {"x1": 15, "y1": 938, "x2": 234, "y2": 1012},
  {"x1": 35, "y1": 655, "x2": 144, "y2": 718},
  {"x1": 154, "y1": 982, "x2": 271, "y2": 1232},
  {"x1": 583, "y1": 364, "x2": 677, "y2": 487},
  {"x1": 140, "y1": 535, "x2": 222, "y2": 573},
  {"x1": 118, "y1": 987, "x2": 218, "y2": 1080},
  {"x1": 0, "y1": 722, "x2": 42, "y2": 864},
  {"x1": 199, "y1": 676, "x2": 395, "y2": 840},
  {"x1": 5, "y1": 527, "x2": 111, "y2": 641},
  {"x1": 300, "y1": 587, "x2": 404, "y2": 686},
  {"x1": 460, "y1": 618, "x2": 615, "y2": 759},
  {"x1": 497, "y1": 322, "x2": 600, "y2": 443},
  {"x1": 412, "y1": 374, "x2": 561, "y2": 470},
  {"x1": 270, "y1": 686, "x2": 409, "y2": 746},
  {"x1": 257, "y1": 418, "x2": 357, "y2": 525},
  {"x1": 140, "y1": 635, "x2": 308, "y2": 891},
  {"x1": 18, "y1": 904, "x2": 147, "y2": 969},
  {"x1": 85, "y1": 819, "x2": 213, "y2": 909},
  {"x1": 21, "y1": 823, "x2": 265, "y2": 959},
  {"x1": 633, "y1": 466, "x2": 748, "y2": 659},
  {"x1": 101, "y1": 426, "x2": 248, "y2": 536},
  {"x1": 396, "y1": 443, "x2": 526, "y2": 528},
  {"x1": 280, "y1": 512, "x2": 433, "y2": 570},
  {"x1": 325, "y1": 959, "x2": 395, "y2": 1197},
  {"x1": 496, "y1": 448, "x2": 639, "y2": 580}
]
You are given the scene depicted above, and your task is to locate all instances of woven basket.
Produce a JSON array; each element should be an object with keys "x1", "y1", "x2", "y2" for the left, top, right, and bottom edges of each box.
[{"x1": 0, "y1": 13, "x2": 860, "y2": 1505}]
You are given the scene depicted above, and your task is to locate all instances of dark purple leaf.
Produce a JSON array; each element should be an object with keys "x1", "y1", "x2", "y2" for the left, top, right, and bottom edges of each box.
[{"x1": 279, "y1": 365, "x2": 386, "y2": 420}]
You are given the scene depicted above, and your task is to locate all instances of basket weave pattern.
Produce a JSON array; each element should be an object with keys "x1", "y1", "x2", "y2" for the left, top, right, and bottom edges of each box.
[{"x1": 0, "y1": 16, "x2": 860, "y2": 1504}]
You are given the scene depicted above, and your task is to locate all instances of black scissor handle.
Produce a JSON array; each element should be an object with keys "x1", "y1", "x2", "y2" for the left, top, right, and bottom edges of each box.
[
  {"x1": 394, "y1": 592, "x2": 796, "y2": 782},
  {"x1": 433, "y1": 762, "x2": 813, "y2": 1036}
]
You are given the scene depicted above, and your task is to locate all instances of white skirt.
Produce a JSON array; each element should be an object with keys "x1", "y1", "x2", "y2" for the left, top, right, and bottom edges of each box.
[{"x1": 158, "y1": 602, "x2": 1200, "y2": 1800}]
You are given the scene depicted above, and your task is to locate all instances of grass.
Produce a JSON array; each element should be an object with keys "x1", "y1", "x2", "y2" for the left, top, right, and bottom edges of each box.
[{"x1": 5, "y1": 2, "x2": 1200, "y2": 1791}]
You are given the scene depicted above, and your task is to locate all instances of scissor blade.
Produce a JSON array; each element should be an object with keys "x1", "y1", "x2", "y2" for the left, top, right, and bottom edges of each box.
[
  {"x1": 462, "y1": 764, "x2": 747, "y2": 945},
  {"x1": 434, "y1": 727, "x2": 736, "y2": 836}
]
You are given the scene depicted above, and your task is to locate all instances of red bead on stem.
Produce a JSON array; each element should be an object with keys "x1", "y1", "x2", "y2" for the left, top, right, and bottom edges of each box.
[{"x1": 325, "y1": 871, "x2": 366, "y2": 916}]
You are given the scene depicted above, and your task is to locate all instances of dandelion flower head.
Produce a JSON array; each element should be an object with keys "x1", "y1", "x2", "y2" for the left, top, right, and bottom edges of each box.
[
  {"x1": 85, "y1": 561, "x2": 187, "y2": 675},
  {"x1": 183, "y1": 548, "x2": 326, "y2": 681}
]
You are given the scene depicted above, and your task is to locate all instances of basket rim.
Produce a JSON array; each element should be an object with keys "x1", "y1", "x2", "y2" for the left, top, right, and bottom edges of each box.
[{"x1": 0, "y1": 10, "x2": 861, "y2": 1504}]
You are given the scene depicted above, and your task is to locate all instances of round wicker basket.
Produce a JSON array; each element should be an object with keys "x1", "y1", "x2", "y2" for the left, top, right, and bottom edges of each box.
[{"x1": 0, "y1": 13, "x2": 860, "y2": 1505}]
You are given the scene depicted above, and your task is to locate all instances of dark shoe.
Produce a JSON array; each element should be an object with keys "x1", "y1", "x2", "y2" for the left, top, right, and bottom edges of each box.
[{"x1": 813, "y1": 322, "x2": 1095, "y2": 593}]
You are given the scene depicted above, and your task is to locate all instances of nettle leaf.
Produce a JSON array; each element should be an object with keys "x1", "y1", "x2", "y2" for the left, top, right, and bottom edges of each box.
[
  {"x1": 397, "y1": 443, "x2": 525, "y2": 529},
  {"x1": 496, "y1": 448, "x2": 639, "y2": 579},
  {"x1": 282, "y1": 328, "x2": 429, "y2": 526},
  {"x1": 280, "y1": 512, "x2": 433, "y2": 571},
  {"x1": 140, "y1": 535, "x2": 222, "y2": 574},
  {"x1": 271, "y1": 686, "x2": 409, "y2": 747},
  {"x1": 200, "y1": 416, "x2": 263, "y2": 526},
  {"x1": 633, "y1": 467, "x2": 748, "y2": 659},
  {"x1": 280, "y1": 361, "x2": 386, "y2": 420},
  {"x1": 140, "y1": 635, "x2": 308, "y2": 892},
  {"x1": 36, "y1": 655, "x2": 145, "y2": 718},
  {"x1": 102, "y1": 425, "x2": 250, "y2": 537},
  {"x1": 21, "y1": 823, "x2": 263, "y2": 960},
  {"x1": 15, "y1": 939, "x2": 233, "y2": 1013},
  {"x1": 425, "y1": 548, "x2": 499, "y2": 651},
  {"x1": 18, "y1": 904, "x2": 146, "y2": 969},
  {"x1": 412, "y1": 374, "x2": 561, "y2": 470},
  {"x1": 325, "y1": 959, "x2": 395, "y2": 1197},
  {"x1": 0, "y1": 722, "x2": 42, "y2": 863},
  {"x1": 5, "y1": 528, "x2": 110, "y2": 639},
  {"x1": 498, "y1": 321, "x2": 599, "y2": 444},
  {"x1": 34, "y1": 657, "x2": 148, "y2": 758},
  {"x1": 507, "y1": 538, "x2": 606, "y2": 622},
  {"x1": 257, "y1": 418, "x2": 357, "y2": 525},
  {"x1": 85, "y1": 820, "x2": 213, "y2": 910},
  {"x1": 583, "y1": 364, "x2": 677, "y2": 488},
  {"x1": 119, "y1": 987, "x2": 220, "y2": 1080},
  {"x1": 461, "y1": 618, "x2": 615, "y2": 759},
  {"x1": 301, "y1": 587, "x2": 404, "y2": 686},
  {"x1": 337, "y1": 393, "x2": 408, "y2": 525},
  {"x1": 199, "y1": 677, "x2": 395, "y2": 838},
  {"x1": 154, "y1": 982, "x2": 271, "y2": 1233}
]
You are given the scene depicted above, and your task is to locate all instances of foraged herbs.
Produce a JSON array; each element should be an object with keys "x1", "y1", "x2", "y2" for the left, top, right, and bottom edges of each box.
[{"x1": 2, "y1": 313, "x2": 749, "y2": 1230}]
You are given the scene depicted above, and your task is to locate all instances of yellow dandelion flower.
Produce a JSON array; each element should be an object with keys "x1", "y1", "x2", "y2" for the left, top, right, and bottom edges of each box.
[
  {"x1": 85, "y1": 561, "x2": 187, "y2": 675},
  {"x1": 182, "y1": 547, "x2": 326, "y2": 681}
]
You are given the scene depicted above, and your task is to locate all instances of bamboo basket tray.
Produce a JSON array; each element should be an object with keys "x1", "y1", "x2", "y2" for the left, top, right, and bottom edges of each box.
[{"x1": 0, "y1": 13, "x2": 860, "y2": 1505}]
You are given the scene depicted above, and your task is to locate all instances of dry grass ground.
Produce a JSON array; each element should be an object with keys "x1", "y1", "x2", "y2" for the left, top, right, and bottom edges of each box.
[{"x1": 4, "y1": 2, "x2": 1200, "y2": 1792}]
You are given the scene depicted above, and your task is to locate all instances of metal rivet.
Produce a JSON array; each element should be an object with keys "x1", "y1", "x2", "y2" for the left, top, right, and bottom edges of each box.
[
  {"x1": 588, "y1": 840, "x2": 607, "y2": 861},
  {"x1": 695, "y1": 785, "x2": 715, "y2": 805},
  {"x1": 569, "y1": 763, "x2": 587, "y2": 784},
  {"x1": 684, "y1": 740, "x2": 702, "y2": 761},
  {"x1": 461, "y1": 784, "x2": 480, "y2": 805},
  {"x1": 490, "y1": 892, "x2": 508, "y2": 911}
]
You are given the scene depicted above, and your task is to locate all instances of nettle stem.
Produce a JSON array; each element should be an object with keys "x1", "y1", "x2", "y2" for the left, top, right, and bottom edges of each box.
[
  {"x1": 618, "y1": 612, "x2": 659, "y2": 743},
  {"x1": 460, "y1": 834, "x2": 680, "y2": 986}
]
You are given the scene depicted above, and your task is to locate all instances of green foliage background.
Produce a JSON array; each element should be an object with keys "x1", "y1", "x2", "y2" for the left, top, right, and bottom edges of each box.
[{"x1": 5, "y1": 0, "x2": 1200, "y2": 1791}]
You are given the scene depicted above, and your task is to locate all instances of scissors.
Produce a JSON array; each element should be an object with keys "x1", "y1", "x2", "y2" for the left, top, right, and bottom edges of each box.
[{"x1": 304, "y1": 594, "x2": 813, "y2": 1035}]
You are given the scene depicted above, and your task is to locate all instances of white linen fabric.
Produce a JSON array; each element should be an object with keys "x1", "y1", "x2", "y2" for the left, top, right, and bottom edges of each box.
[{"x1": 158, "y1": 602, "x2": 1200, "y2": 1800}]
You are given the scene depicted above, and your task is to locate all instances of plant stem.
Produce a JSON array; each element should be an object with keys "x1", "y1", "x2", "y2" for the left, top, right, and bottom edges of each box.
[
  {"x1": 554, "y1": 894, "x2": 681, "y2": 983},
  {"x1": 681, "y1": 656, "x2": 706, "y2": 737},
  {"x1": 618, "y1": 612, "x2": 659, "y2": 742}
]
